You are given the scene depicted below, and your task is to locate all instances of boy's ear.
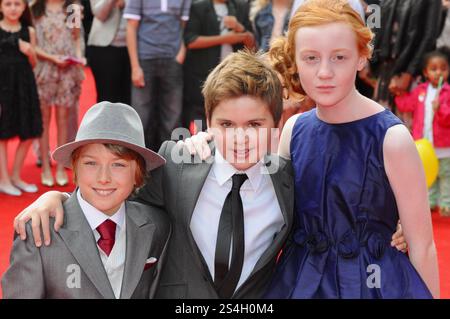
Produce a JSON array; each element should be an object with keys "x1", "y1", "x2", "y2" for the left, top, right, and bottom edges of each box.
[{"x1": 357, "y1": 56, "x2": 367, "y2": 72}]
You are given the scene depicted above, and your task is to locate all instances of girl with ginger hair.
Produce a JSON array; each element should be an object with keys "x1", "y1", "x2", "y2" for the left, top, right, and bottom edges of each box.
[{"x1": 265, "y1": 0, "x2": 439, "y2": 298}]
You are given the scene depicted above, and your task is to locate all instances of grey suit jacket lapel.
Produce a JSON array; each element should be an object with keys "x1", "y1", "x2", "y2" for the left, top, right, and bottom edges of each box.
[
  {"x1": 178, "y1": 147, "x2": 294, "y2": 295},
  {"x1": 58, "y1": 193, "x2": 116, "y2": 299},
  {"x1": 120, "y1": 203, "x2": 156, "y2": 299},
  {"x1": 180, "y1": 144, "x2": 216, "y2": 285},
  {"x1": 247, "y1": 154, "x2": 293, "y2": 275}
]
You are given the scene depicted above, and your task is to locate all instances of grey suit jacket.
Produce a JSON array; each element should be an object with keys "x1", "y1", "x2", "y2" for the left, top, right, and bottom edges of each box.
[
  {"x1": 135, "y1": 141, "x2": 294, "y2": 299},
  {"x1": 1, "y1": 193, "x2": 171, "y2": 299}
]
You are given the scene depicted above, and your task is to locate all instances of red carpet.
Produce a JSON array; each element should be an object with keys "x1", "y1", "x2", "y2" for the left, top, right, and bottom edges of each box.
[
  {"x1": 0, "y1": 68, "x2": 449, "y2": 298},
  {"x1": 0, "y1": 68, "x2": 96, "y2": 298},
  {"x1": 433, "y1": 212, "x2": 450, "y2": 298}
]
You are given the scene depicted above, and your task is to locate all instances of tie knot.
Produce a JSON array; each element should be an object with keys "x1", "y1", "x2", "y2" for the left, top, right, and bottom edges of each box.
[
  {"x1": 232, "y1": 174, "x2": 248, "y2": 190},
  {"x1": 96, "y1": 219, "x2": 116, "y2": 240}
]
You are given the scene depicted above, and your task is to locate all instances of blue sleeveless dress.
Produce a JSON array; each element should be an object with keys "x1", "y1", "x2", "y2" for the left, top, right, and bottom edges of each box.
[{"x1": 265, "y1": 109, "x2": 433, "y2": 299}]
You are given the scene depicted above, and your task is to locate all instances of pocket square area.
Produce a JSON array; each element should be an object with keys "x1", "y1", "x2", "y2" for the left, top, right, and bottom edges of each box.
[{"x1": 144, "y1": 257, "x2": 158, "y2": 271}]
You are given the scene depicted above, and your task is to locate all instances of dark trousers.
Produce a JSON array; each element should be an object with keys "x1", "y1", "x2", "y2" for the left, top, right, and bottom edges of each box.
[
  {"x1": 131, "y1": 58, "x2": 183, "y2": 151},
  {"x1": 89, "y1": 45, "x2": 131, "y2": 105}
]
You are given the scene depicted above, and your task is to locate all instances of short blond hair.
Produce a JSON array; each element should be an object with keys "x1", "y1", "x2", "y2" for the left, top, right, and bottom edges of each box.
[
  {"x1": 202, "y1": 50, "x2": 283, "y2": 125},
  {"x1": 269, "y1": 0, "x2": 373, "y2": 98}
]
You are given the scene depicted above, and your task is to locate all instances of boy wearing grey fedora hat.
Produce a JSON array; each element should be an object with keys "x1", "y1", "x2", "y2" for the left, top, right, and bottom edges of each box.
[{"x1": 2, "y1": 102, "x2": 171, "y2": 299}]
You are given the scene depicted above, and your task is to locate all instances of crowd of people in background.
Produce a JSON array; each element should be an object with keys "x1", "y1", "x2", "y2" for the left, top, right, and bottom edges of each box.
[{"x1": 1, "y1": 0, "x2": 450, "y2": 217}]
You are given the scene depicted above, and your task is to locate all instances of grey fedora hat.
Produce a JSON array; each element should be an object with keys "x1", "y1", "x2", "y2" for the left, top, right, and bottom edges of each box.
[{"x1": 53, "y1": 102, "x2": 166, "y2": 171}]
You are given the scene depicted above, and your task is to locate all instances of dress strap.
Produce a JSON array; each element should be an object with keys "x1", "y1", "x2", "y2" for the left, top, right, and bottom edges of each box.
[{"x1": 18, "y1": 25, "x2": 30, "y2": 42}]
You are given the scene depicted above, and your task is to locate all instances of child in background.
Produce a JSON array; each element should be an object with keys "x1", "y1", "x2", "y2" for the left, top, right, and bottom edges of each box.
[
  {"x1": 31, "y1": 0, "x2": 85, "y2": 187},
  {"x1": 0, "y1": 0, "x2": 42, "y2": 196},
  {"x1": 395, "y1": 51, "x2": 450, "y2": 217}
]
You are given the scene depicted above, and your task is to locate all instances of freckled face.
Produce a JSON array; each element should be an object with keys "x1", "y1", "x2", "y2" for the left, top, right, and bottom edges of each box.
[
  {"x1": 295, "y1": 22, "x2": 366, "y2": 108},
  {"x1": 75, "y1": 144, "x2": 137, "y2": 216}
]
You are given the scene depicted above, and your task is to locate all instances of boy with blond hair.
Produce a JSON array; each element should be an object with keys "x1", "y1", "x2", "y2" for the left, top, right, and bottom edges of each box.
[{"x1": 3, "y1": 102, "x2": 171, "y2": 298}]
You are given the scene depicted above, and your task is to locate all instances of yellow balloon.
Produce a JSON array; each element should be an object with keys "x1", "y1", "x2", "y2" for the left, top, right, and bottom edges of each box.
[{"x1": 415, "y1": 139, "x2": 439, "y2": 188}]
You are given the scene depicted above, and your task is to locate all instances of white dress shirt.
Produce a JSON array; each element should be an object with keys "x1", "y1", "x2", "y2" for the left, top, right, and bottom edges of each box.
[
  {"x1": 77, "y1": 190, "x2": 127, "y2": 299},
  {"x1": 190, "y1": 150, "x2": 285, "y2": 291}
]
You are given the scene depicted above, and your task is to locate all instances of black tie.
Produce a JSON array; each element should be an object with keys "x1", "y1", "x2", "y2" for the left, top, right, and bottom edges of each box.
[{"x1": 214, "y1": 173, "x2": 248, "y2": 298}]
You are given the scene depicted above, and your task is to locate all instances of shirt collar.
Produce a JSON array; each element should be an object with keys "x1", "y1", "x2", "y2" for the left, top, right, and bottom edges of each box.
[
  {"x1": 77, "y1": 189, "x2": 125, "y2": 231},
  {"x1": 213, "y1": 149, "x2": 265, "y2": 192}
]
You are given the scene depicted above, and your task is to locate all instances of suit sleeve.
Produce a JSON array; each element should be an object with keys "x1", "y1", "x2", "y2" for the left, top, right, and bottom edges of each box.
[
  {"x1": 184, "y1": 3, "x2": 202, "y2": 46},
  {"x1": 1, "y1": 225, "x2": 45, "y2": 298}
]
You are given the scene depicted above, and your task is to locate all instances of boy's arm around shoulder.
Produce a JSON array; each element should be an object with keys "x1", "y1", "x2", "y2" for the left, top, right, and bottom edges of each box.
[{"x1": 1, "y1": 222, "x2": 46, "y2": 298}]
